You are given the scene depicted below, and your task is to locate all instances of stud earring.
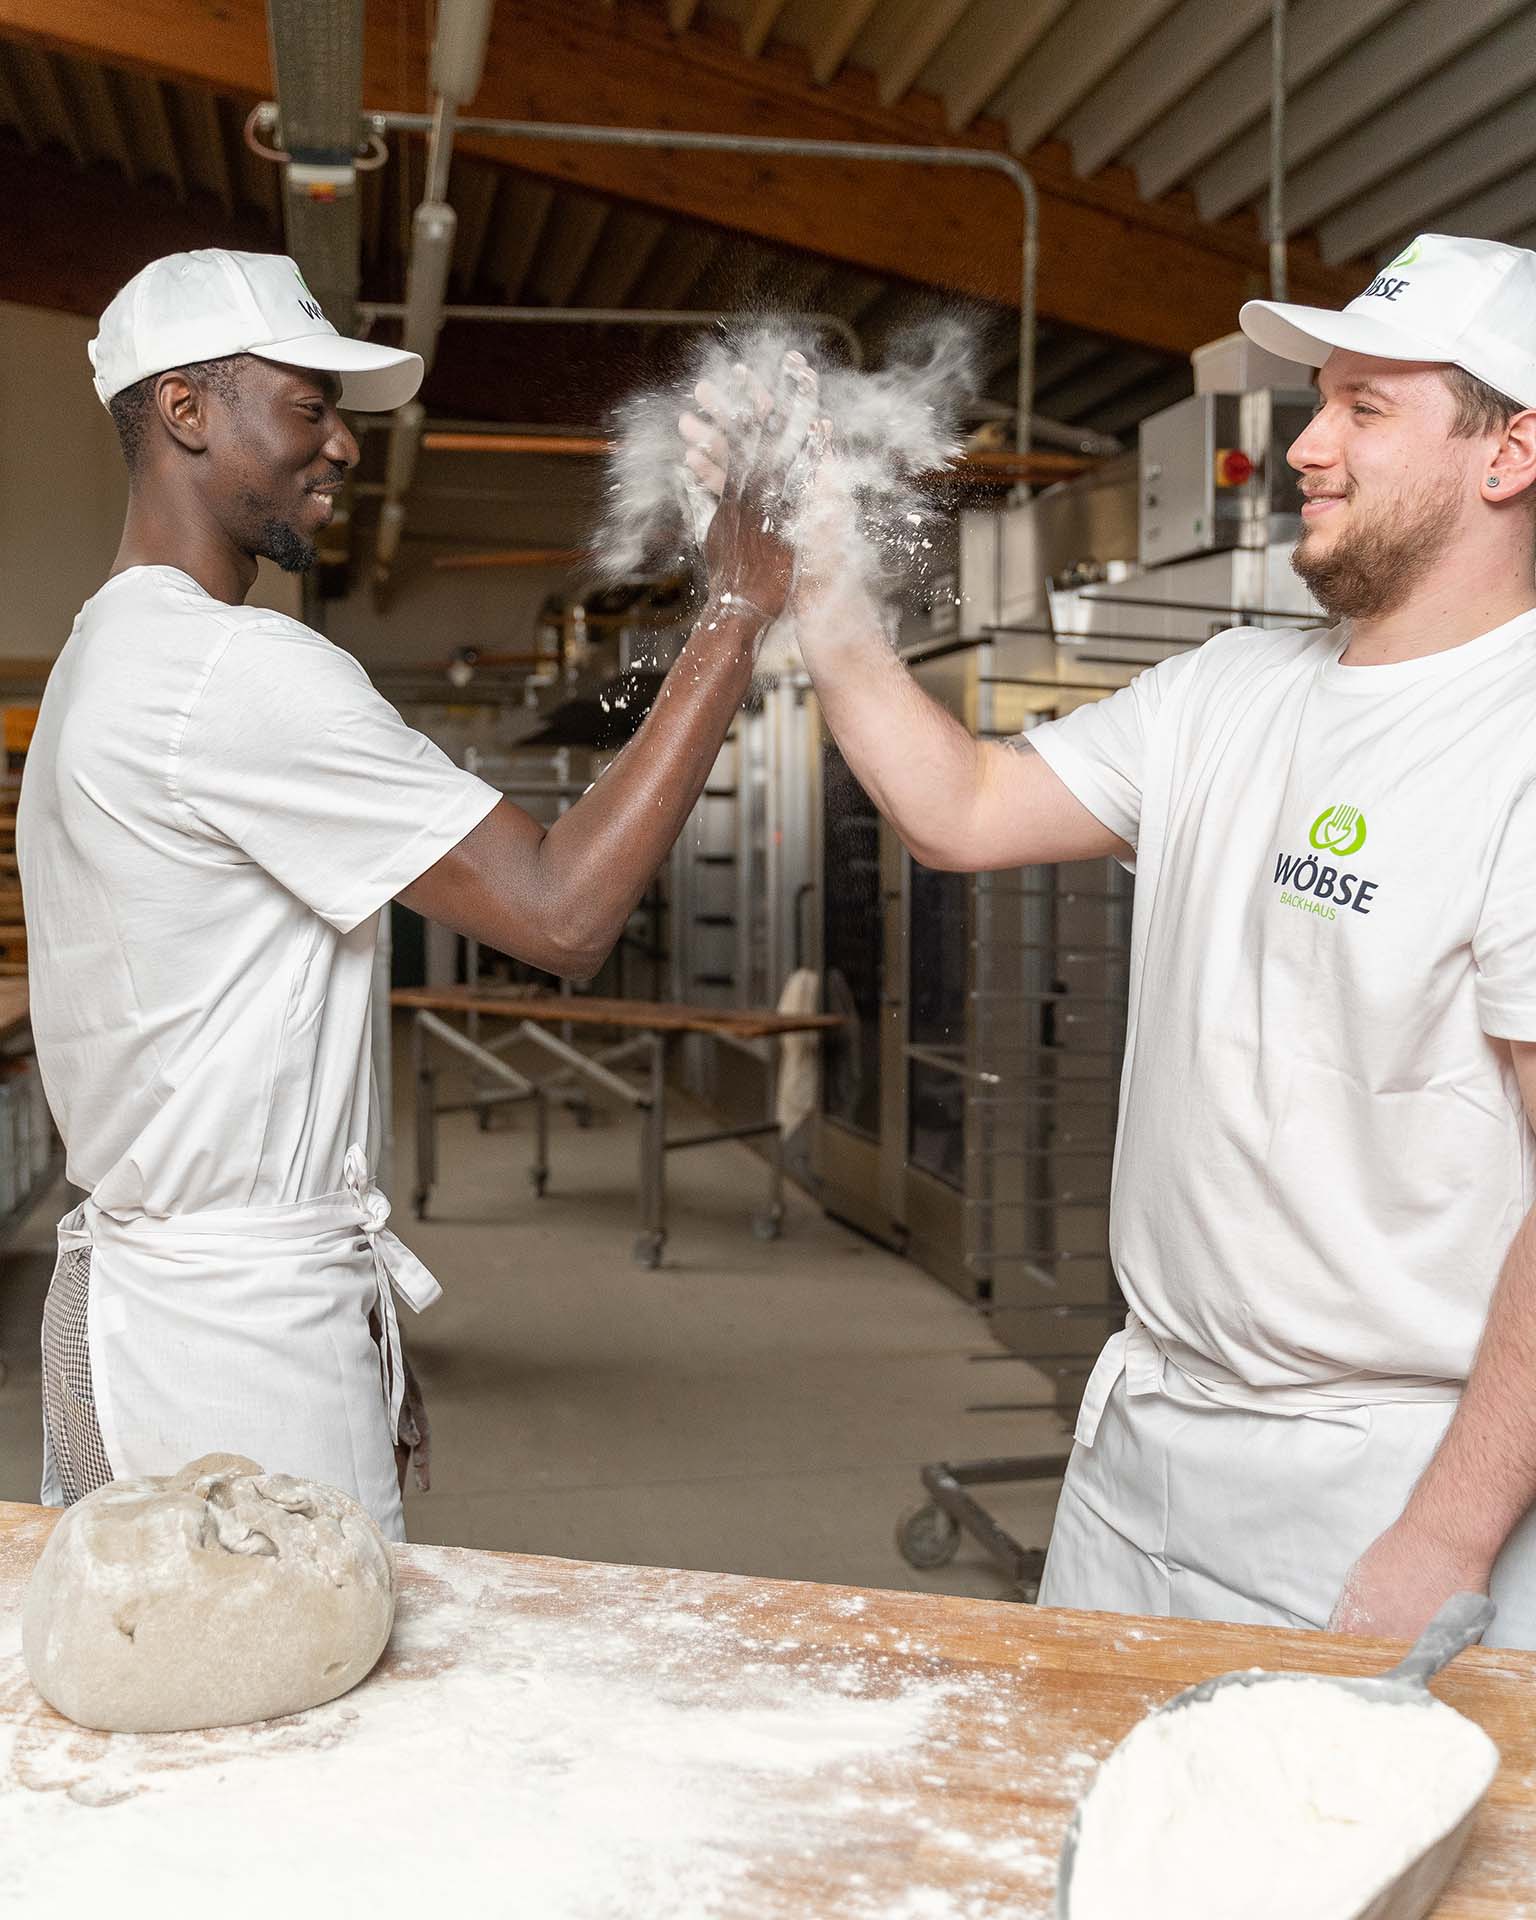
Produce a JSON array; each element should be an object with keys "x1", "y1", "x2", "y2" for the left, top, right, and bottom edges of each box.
[{"x1": 1488, "y1": 476, "x2": 1502, "y2": 488}]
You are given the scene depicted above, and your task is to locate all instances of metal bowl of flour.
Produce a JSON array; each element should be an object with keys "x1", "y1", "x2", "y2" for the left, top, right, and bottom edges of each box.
[{"x1": 1054, "y1": 1592, "x2": 1496, "y2": 1920}]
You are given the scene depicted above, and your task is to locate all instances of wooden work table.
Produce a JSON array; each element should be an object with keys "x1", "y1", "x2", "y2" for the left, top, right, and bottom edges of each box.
[
  {"x1": 390, "y1": 985, "x2": 845, "y2": 1043},
  {"x1": 3, "y1": 1501, "x2": 1535, "y2": 1915},
  {"x1": 393, "y1": 986, "x2": 844, "y2": 1265}
]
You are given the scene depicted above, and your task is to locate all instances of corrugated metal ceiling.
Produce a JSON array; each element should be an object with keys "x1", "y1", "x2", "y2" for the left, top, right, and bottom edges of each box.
[{"x1": 678, "y1": 0, "x2": 1536, "y2": 267}]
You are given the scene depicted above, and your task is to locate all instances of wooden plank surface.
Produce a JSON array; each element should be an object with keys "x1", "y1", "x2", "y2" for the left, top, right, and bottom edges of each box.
[
  {"x1": 3, "y1": 1501, "x2": 1536, "y2": 1914},
  {"x1": 391, "y1": 986, "x2": 845, "y2": 1041}
]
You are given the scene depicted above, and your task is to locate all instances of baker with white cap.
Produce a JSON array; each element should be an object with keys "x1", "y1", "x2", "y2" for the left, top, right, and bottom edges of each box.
[
  {"x1": 20, "y1": 249, "x2": 800, "y2": 1540},
  {"x1": 684, "y1": 232, "x2": 1536, "y2": 1643}
]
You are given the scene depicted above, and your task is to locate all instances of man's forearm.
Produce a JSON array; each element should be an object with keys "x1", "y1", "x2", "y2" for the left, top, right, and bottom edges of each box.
[
  {"x1": 534, "y1": 599, "x2": 760, "y2": 969},
  {"x1": 793, "y1": 578, "x2": 990, "y2": 869},
  {"x1": 1399, "y1": 1203, "x2": 1536, "y2": 1567}
]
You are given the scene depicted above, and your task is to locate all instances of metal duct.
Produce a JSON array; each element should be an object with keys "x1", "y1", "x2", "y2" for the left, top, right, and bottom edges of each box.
[
  {"x1": 266, "y1": 0, "x2": 363, "y2": 157},
  {"x1": 432, "y1": 0, "x2": 495, "y2": 104},
  {"x1": 280, "y1": 191, "x2": 362, "y2": 335},
  {"x1": 402, "y1": 203, "x2": 459, "y2": 370},
  {"x1": 265, "y1": 0, "x2": 366, "y2": 331},
  {"x1": 1268, "y1": 0, "x2": 1289, "y2": 302},
  {"x1": 375, "y1": 500, "x2": 407, "y2": 571},
  {"x1": 373, "y1": 0, "x2": 495, "y2": 593},
  {"x1": 385, "y1": 401, "x2": 427, "y2": 498}
]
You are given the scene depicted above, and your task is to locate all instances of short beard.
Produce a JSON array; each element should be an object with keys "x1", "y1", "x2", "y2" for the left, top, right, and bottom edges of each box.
[
  {"x1": 1292, "y1": 473, "x2": 1460, "y2": 621},
  {"x1": 255, "y1": 517, "x2": 317, "y2": 574}
]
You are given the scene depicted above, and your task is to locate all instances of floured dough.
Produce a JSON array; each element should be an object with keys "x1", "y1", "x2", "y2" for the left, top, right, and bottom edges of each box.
[{"x1": 23, "y1": 1453, "x2": 395, "y2": 1733}]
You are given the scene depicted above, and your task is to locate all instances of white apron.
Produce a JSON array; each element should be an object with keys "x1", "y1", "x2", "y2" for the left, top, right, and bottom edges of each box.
[
  {"x1": 1038, "y1": 1315, "x2": 1536, "y2": 1650},
  {"x1": 40, "y1": 1146, "x2": 439, "y2": 1543}
]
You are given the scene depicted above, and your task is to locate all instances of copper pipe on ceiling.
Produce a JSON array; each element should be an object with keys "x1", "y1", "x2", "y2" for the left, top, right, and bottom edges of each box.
[
  {"x1": 422, "y1": 432, "x2": 612, "y2": 456},
  {"x1": 430, "y1": 547, "x2": 588, "y2": 570},
  {"x1": 419, "y1": 431, "x2": 1093, "y2": 484}
]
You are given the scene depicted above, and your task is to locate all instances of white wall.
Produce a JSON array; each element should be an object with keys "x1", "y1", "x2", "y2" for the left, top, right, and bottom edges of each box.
[
  {"x1": 0, "y1": 301, "x2": 306, "y2": 664},
  {"x1": 0, "y1": 304, "x2": 617, "y2": 668},
  {"x1": 0, "y1": 302, "x2": 126, "y2": 658}
]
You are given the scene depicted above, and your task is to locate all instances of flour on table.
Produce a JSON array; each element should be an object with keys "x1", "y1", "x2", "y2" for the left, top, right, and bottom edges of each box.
[
  {"x1": 0, "y1": 1543, "x2": 1059, "y2": 1919},
  {"x1": 1067, "y1": 1676, "x2": 1498, "y2": 1920}
]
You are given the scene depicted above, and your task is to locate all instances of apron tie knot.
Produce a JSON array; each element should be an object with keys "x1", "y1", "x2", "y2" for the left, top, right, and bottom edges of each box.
[
  {"x1": 343, "y1": 1145, "x2": 441, "y2": 1314},
  {"x1": 342, "y1": 1145, "x2": 442, "y2": 1457}
]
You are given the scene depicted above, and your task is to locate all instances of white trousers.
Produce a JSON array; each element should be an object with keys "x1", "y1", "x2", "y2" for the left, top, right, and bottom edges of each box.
[{"x1": 1038, "y1": 1353, "x2": 1536, "y2": 1650}]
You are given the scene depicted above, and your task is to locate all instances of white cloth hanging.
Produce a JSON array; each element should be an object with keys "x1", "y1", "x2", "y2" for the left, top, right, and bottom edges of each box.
[{"x1": 774, "y1": 967, "x2": 821, "y2": 1140}]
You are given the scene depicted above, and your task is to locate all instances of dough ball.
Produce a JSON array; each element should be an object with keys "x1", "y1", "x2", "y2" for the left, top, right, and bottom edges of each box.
[{"x1": 22, "y1": 1453, "x2": 395, "y2": 1733}]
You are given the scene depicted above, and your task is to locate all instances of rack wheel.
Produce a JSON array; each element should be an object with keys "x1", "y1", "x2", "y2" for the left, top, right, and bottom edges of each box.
[
  {"x1": 751, "y1": 1207, "x2": 783, "y2": 1242},
  {"x1": 574, "y1": 1101, "x2": 594, "y2": 1130},
  {"x1": 530, "y1": 1168, "x2": 549, "y2": 1198},
  {"x1": 412, "y1": 1190, "x2": 429, "y2": 1221},
  {"x1": 632, "y1": 1232, "x2": 664, "y2": 1269},
  {"x1": 896, "y1": 1502, "x2": 961, "y2": 1571}
]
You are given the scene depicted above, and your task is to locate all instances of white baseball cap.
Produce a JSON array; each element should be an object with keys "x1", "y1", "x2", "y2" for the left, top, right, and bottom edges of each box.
[
  {"x1": 1240, "y1": 233, "x2": 1536, "y2": 411},
  {"x1": 89, "y1": 249, "x2": 422, "y2": 412}
]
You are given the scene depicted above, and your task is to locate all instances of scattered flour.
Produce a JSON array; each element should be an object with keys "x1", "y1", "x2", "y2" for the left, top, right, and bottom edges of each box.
[
  {"x1": 1066, "y1": 1677, "x2": 1499, "y2": 1920},
  {"x1": 0, "y1": 1540, "x2": 1058, "y2": 1919}
]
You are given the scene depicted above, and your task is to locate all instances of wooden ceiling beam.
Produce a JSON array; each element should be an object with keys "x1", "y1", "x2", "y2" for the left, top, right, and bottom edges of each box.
[{"x1": 0, "y1": 0, "x2": 1361, "y2": 355}]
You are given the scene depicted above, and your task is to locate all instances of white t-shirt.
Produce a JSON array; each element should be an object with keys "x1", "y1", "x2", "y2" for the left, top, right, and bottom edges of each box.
[
  {"x1": 1028, "y1": 612, "x2": 1536, "y2": 1394},
  {"x1": 19, "y1": 566, "x2": 501, "y2": 1217}
]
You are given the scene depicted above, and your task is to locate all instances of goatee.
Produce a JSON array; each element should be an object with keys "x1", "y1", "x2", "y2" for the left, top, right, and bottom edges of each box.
[
  {"x1": 255, "y1": 517, "x2": 317, "y2": 575},
  {"x1": 1292, "y1": 473, "x2": 1460, "y2": 621}
]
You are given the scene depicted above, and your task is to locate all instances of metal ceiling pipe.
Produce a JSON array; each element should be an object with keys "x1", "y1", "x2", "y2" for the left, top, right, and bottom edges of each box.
[
  {"x1": 368, "y1": 110, "x2": 1039, "y2": 461},
  {"x1": 359, "y1": 301, "x2": 865, "y2": 367},
  {"x1": 413, "y1": 430, "x2": 1092, "y2": 487},
  {"x1": 432, "y1": 0, "x2": 495, "y2": 110},
  {"x1": 1269, "y1": 0, "x2": 1289, "y2": 302},
  {"x1": 375, "y1": 0, "x2": 496, "y2": 594},
  {"x1": 386, "y1": 401, "x2": 427, "y2": 494},
  {"x1": 401, "y1": 203, "x2": 459, "y2": 368},
  {"x1": 957, "y1": 403, "x2": 1122, "y2": 458}
]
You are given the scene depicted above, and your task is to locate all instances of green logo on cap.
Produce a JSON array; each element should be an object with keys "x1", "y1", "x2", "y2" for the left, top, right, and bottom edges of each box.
[{"x1": 1387, "y1": 240, "x2": 1422, "y2": 269}]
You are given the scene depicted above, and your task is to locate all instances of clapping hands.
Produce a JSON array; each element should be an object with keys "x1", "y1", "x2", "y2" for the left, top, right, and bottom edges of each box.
[{"x1": 678, "y1": 350, "x2": 836, "y2": 630}]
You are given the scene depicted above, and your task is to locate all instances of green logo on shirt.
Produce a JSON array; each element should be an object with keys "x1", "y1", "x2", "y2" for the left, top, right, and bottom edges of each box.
[{"x1": 1308, "y1": 804, "x2": 1367, "y2": 857}]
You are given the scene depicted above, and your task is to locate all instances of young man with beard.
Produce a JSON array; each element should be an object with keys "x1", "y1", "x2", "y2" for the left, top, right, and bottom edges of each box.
[
  {"x1": 21, "y1": 250, "x2": 797, "y2": 1540},
  {"x1": 684, "y1": 232, "x2": 1536, "y2": 1643}
]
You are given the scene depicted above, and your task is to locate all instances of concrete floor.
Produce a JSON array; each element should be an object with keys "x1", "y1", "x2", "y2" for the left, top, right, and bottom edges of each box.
[{"x1": 0, "y1": 1040, "x2": 1067, "y2": 1603}]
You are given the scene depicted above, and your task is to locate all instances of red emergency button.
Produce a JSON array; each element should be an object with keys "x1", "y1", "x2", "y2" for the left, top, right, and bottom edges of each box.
[{"x1": 1214, "y1": 448, "x2": 1255, "y2": 486}]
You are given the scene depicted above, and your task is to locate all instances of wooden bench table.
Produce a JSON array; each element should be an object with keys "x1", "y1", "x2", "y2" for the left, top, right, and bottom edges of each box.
[
  {"x1": 392, "y1": 988, "x2": 843, "y2": 1267},
  {"x1": 4, "y1": 1502, "x2": 1536, "y2": 1915}
]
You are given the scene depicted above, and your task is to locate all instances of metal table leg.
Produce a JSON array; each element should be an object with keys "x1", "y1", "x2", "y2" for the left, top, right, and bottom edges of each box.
[
  {"x1": 412, "y1": 1012, "x2": 437, "y2": 1218},
  {"x1": 531, "y1": 1089, "x2": 550, "y2": 1198},
  {"x1": 633, "y1": 1031, "x2": 668, "y2": 1268}
]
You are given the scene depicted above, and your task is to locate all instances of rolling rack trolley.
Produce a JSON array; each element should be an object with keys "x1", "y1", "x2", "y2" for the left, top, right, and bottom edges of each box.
[{"x1": 897, "y1": 829, "x2": 1131, "y2": 1598}]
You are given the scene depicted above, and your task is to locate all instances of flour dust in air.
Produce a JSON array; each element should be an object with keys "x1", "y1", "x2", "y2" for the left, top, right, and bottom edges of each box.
[{"x1": 592, "y1": 319, "x2": 979, "y2": 652}]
